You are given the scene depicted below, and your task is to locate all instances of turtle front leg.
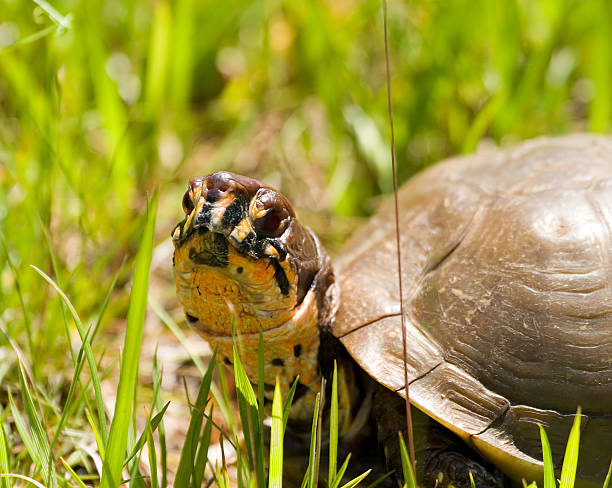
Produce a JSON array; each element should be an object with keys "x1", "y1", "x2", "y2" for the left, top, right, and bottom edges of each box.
[{"x1": 373, "y1": 389, "x2": 509, "y2": 488}]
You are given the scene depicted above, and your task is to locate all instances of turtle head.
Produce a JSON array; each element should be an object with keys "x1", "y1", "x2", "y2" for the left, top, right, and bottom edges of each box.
[{"x1": 172, "y1": 171, "x2": 336, "y2": 419}]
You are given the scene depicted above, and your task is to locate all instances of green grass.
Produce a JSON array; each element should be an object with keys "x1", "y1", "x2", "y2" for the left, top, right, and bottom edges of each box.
[{"x1": 2, "y1": 0, "x2": 612, "y2": 486}]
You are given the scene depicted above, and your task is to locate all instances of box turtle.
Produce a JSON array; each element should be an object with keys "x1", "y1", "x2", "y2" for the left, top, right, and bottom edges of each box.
[{"x1": 172, "y1": 134, "x2": 612, "y2": 487}]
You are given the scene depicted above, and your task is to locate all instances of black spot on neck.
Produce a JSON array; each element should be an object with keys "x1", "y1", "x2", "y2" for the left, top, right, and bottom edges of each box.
[
  {"x1": 271, "y1": 358, "x2": 285, "y2": 367},
  {"x1": 293, "y1": 344, "x2": 302, "y2": 358},
  {"x1": 271, "y1": 259, "x2": 290, "y2": 295}
]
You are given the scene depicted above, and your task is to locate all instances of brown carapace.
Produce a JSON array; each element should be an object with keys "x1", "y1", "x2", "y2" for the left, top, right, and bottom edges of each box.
[{"x1": 173, "y1": 135, "x2": 612, "y2": 488}]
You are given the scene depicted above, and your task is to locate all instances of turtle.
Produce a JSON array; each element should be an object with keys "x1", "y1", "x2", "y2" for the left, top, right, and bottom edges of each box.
[{"x1": 171, "y1": 134, "x2": 612, "y2": 488}]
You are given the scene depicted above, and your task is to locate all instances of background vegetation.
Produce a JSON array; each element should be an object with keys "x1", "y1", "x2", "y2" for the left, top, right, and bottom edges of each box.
[{"x1": 1, "y1": 0, "x2": 611, "y2": 485}]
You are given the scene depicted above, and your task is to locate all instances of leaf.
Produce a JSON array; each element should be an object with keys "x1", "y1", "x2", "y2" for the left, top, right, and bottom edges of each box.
[
  {"x1": 175, "y1": 348, "x2": 217, "y2": 488},
  {"x1": 100, "y1": 193, "x2": 157, "y2": 488},
  {"x1": 539, "y1": 424, "x2": 556, "y2": 488},
  {"x1": 268, "y1": 379, "x2": 284, "y2": 488},
  {"x1": 329, "y1": 361, "x2": 339, "y2": 484},
  {"x1": 559, "y1": 407, "x2": 581, "y2": 488},
  {"x1": 398, "y1": 432, "x2": 416, "y2": 488},
  {"x1": 339, "y1": 470, "x2": 371, "y2": 488}
]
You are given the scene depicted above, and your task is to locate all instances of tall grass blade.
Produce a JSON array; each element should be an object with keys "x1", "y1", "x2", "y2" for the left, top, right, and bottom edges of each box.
[
  {"x1": 15, "y1": 364, "x2": 57, "y2": 488},
  {"x1": 146, "y1": 420, "x2": 159, "y2": 488},
  {"x1": 329, "y1": 361, "x2": 339, "y2": 484},
  {"x1": 0, "y1": 411, "x2": 11, "y2": 488},
  {"x1": 123, "y1": 403, "x2": 170, "y2": 468},
  {"x1": 30, "y1": 266, "x2": 108, "y2": 444},
  {"x1": 0, "y1": 235, "x2": 36, "y2": 380},
  {"x1": 7, "y1": 391, "x2": 48, "y2": 486},
  {"x1": 602, "y1": 459, "x2": 612, "y2": 488},
  {"x1": 170, "y1": 0, "x2": 195, "y2": 111},
  {"x1": 174, "y1": 348, "x2": 217, "y2": 488},
  {"x1": 301, "y1": 392, "x2": 321, "y2": 488},
  {"x1": 539, "y1": 424, "x2": 556, "y2": 488},
  {"x1": 144, "y1": 0, "x2": 172, "y2": 117},
  {"x1": 282, "y1": 377, "x2": 299, "y2": 432},
  {"x1": 60, "y1": 457, "x2": 89, "y2": 488},
  {"x1": 269, "y1": 378, "x2": 284, "y2": 488},
  {"x1": 330, "y1": 454, "x2": 352, "y2": 488},
  {"x1": 339, "y1": 470, "x2": 370, "y2": 488},
  {"x1": 84, "y1": 407, "x2": 105, "y2": 460},
  {"x1": 559, "y1": 407, "x2": 581, "y2": 488},
  {"x1": 152, "y1": 354, "x2": 168, "y2": 488},
  {"x1": 363, "y1": 472, "x2": 394, "y2": 488},
  {"x1": 589, "y1": 3, "x2": 612, "y2": 132},
  {"x1": 398, "y1": 432, "x2": 416, "y2": 488},
  {"x1": 192, "y1": 405, "x2": 214, "y2": 488},
  {"x1": 254, "y1": 333, "x2": 266, "y2": 488},
  {"x1": 232, "y1": 328, "x2": 259, "y2": 481},
  {"x1": 100, "y1": 193, "x2": 157, "y2": 488},
  {"x1": 0, "y1": 474, "x2": 47, "y2": 488},
  {"x1": 50, "y1": 327, "x2": 91, "y2": 449},
  {"x1": 469, "y1": 472, "x2": 476, "y2": 488}
]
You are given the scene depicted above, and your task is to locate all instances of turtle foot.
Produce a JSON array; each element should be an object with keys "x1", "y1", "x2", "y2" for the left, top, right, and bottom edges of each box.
[{"x1": 422, "y1": 449, "x2": 506, "y2": 488}]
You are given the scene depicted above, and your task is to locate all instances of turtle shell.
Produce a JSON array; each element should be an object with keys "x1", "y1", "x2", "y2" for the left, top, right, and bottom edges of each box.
[{"x1": 331, "y1": 134, "x2": 612, "y2": 486}]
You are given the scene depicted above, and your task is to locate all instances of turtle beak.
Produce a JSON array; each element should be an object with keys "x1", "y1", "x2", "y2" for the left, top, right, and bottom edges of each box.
[{"x1": 172, "y1": 172, "x2": 262, "y2": 253}]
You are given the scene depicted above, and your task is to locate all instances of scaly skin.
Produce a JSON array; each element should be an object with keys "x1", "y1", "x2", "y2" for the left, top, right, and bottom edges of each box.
[{"x1": 172, "y1": 171, "x2": 332, "y2": 421}]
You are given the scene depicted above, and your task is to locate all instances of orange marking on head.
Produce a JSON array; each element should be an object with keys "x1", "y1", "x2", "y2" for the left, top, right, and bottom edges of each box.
[{"x1": 174, "y1": 233, "x2": 299, "y2": 335}]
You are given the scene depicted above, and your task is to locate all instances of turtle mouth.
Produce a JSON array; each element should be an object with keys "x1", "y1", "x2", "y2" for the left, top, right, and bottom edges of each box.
[
  {"x1": 171, "y1": 171, "x2": 290, "y2": 263},
  {"x1": 172, "y1": 212, "x2": 286, "y2": 263}
]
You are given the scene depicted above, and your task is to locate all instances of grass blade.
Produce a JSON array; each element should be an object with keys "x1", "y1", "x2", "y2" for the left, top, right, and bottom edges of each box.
[
  {"x1": 330, "y1": 454, "x2": 352, "y2": 488},
  {"x1": 339, "y1": 470, "x2": 371, "y2": 488},
  {"x1": 559, "y1": 407, "x2": 581, "y2": 488},
  {"x1": 50, "y1": 326, "x2": 92, "y2": 449},
  {"x1": 100, "y1": 193, "x2": 157, "y2": 488},
  {"x1": 60, "y1": 457, "x2": 88, "y2": 488},
  {"x1": 602, "y1": 459, "x2": 612, "y2": 488},
  {"x1": 329, "y1": 361, "x2": 339, "y2": 484},
  {"x1": 192, "y1": 405, "x2": 214, "y2": 488},
  {"x1": 16, "y1": 363, "x2": 57, "y2": 488},
  {"x1": 7, "y1": 391, "x2": 48, "y2": 486},
  {"x1": 152, "y1": 354, "x2": 168, "y2": 488},
  {"x1": 539, "y1": 424, "x2": 556, "y2": 488},
  {"x1": 282, "y1": 377, "x2": 299, "y2": 432},
  {"x1": 0, "y1": 412, "x2": 10, "y2": 488},
  {"x1": 269, "y1": 379, "x2": 284, "y2": 488},
  {"x1": 256, "y1": 333, "x2": 266, "y2": 488},
  {"x1": 363, "y1": 472, "x2": 394, "y2": 488},
  {"x1": 301, "y1": 392, "x2": 321, "y2": 488},
  {"x1": 30, "y1": 266, "x2": 108, "y2": 444},
  {"x1": 398, "y1": 432, "x2": 416, "y2": 488},
  {"x1": 84, "y1": 407, "x2": 105, "y2": 460},
  {"x1": 232, "y1": 329, "x2": 259, "y2": 479},
  {"x1": 0, "y1": 474, "x2": 47, "y2": 488},
  {"x1": 174, "y1": 348, "x2": 217, "y2": 488},
  {"x1": 146, "y1": 420, "x2": 159, "y2": 488},
  {"x1": 123, "y1": 403, "x2": 170, "y2": 468}
]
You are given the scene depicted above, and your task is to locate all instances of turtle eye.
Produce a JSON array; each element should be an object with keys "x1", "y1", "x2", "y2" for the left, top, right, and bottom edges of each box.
[
  {"x1": 182, "y1": 191, "x2": 195, "y2": 215},
  {"x1": 252, "y1": 189, "x2": 291, "y2": 238}
]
